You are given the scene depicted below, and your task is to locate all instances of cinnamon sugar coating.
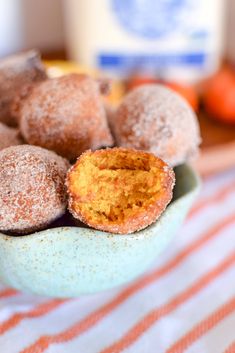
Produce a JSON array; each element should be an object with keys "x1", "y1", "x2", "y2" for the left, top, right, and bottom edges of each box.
[
  {"x1": 0, "y1": 50, "x2": 47, "y2": 126},
  {"x1": 113, "y1": 84, "x2": 201, "y2": 167},
  {"x1": 0, "y1": 145, "x2": 70, "y2": 234},
  {"x1": 19, "y1": 74, "x2": 114, "y2": 160}
]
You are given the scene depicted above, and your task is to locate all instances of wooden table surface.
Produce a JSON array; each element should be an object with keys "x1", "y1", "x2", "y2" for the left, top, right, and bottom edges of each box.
[
  {"x1": 199, "y1": 112, "x2": 235, "y2": 148},
  {"x1": 196, "y1": 112, "x2": 235, "y2": 177}
]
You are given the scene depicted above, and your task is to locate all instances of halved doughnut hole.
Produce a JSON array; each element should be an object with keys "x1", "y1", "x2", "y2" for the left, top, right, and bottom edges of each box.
[{"x1": 69, "y1": 150, "x2": 168, "y2": 226}]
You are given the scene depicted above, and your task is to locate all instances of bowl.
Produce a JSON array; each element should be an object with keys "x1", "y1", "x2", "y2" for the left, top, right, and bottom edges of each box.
[{"x1": 0, "y1": 164, "x2": 200, "y2": 297}]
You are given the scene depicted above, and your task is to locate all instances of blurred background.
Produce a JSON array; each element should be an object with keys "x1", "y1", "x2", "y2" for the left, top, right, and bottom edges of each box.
[
  {"x1": 1, "y1": 0, "x2": 235, "y2": 176},
  {"x1": 0, "y1": 0, "x2": 234, "y2": 72}
]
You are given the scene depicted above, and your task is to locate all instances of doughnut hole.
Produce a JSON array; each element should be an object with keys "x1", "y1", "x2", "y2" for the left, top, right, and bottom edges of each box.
[{"x1": 67, "y1": 148, "x2": 175, "y2": 234}]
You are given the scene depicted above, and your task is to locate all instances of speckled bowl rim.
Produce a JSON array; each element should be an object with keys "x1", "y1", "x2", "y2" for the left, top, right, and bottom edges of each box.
[{"x1": 0, "y1": 163, "x2": 201, "y2": 241}]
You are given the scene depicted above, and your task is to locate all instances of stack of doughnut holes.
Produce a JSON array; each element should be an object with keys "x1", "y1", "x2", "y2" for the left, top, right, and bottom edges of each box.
[{"x1": 0, "y1": 50, "x2": 201, "y2": 235}]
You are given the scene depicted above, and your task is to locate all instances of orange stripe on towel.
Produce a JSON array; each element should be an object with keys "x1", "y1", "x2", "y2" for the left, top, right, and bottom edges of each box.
[
  {"x1": 0, "y1": 299, "x2": 66, "y2": 335},
  {"x1": 224, "y1": 341, "x2": 235, "y2": 353},
  {"x1": 189, "y1": 180, "x2": 235, "y2": 218},
  {"x1": 100, "y1": 252, "x2": 235, "y2": 353},
  {"x1": 0, "y1": 288, "x2": 18, "y2": 299},
  {"x1": 21, "y1": 215, "x2": 235, "y2": 353},
  {"x1": 167, "y1": 296, "x2": 235, "y2": 353}
]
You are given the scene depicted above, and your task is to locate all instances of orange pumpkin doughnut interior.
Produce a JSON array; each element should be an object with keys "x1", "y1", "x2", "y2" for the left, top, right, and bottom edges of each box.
[{"x1": 67, "y1": 148, "x2": 175, "y2": 234}]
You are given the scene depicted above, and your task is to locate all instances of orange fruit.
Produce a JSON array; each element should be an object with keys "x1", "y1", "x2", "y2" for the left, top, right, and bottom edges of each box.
[
  {"x1": 166, "y1": 82, "x2": 199, "y2": 112},
  {"x1": 203, "y1": 67, "x2": 235, "y2": 124}
]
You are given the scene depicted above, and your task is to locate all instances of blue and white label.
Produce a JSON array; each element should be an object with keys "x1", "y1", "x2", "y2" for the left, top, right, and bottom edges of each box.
[
  {"x1": 112, "y1": 0, "x2": 207, "y2": 39},
  {"x1": 98, "y1": 53, "x2": 206, "y2": 68}
]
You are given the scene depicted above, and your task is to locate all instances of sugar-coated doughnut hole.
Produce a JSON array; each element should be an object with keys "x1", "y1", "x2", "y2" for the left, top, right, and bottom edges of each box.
[
  {"x1": 113, "y1": 84, "x2": 201, "y2": 167},
  {"x1": 67, "y1": 148, "x2": 175, "y2": 234},
  {"x1": 0, "y1": 145, "x2": 70, "y2": 234},
  {"x1": 19, "y1": 74, "x2": 114, "y2": 160}
]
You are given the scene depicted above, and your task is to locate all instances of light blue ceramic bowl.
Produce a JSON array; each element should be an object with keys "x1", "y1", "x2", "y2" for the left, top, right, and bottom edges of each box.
[{"x1": 0, "y1": 164, "x2": 200, "y2": 297}]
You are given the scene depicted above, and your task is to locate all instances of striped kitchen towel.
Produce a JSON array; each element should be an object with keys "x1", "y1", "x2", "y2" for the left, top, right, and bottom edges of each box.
[{"x1": 0, "y1": 167, "x2": 235, "y2": 353}]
